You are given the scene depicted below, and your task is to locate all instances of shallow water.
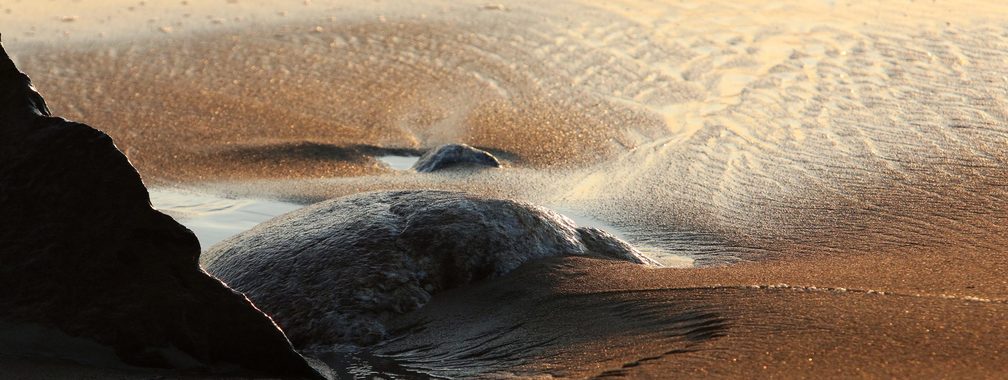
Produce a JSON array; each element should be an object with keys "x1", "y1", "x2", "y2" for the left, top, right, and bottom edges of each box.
[
  {"x1": 149, "y1": 188, "x2": 692, "y2": 268},
  {"x1": 149, "y1": 189, "x2": 301, "y2": 248},
  {"x1": 376, "y1": 155, "x2": 420, "y2": 170}
]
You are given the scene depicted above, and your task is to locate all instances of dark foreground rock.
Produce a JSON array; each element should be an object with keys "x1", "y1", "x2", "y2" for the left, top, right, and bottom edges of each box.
[
  {"x1": 412, "y1": 143, "x2": 501, "y2": 172},
  {"x1": 202, "y1": 190, "x2": 658, "y2": 349},
  {"x1": 0, "y1": 42, "x2": 321, "y2": 378}
]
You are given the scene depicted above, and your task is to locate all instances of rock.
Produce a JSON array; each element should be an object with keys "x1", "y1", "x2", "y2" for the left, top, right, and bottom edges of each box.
[
  {"x1": 0, "y1": 41, "x2": 322, "y2": 378},
  {"x1": 202, "y1": 190, "x2": 658, "y2": 349},
  {"x1": 412, "y1": 143, "x2": 501, "y2": 172}
]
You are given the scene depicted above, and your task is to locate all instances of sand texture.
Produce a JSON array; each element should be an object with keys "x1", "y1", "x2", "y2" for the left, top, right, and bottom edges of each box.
[{"x1": 2, "y1": 0, "x2": 1007, "y2": 378}]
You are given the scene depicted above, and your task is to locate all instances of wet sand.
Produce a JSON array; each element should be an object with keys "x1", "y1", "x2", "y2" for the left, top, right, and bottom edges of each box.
[
  {"x1": 3, "y1": 0, "x2": 1008, "y2": 378},
  {"x1": 375, "y1": 257, "x2": 1007, "y2": 378}
]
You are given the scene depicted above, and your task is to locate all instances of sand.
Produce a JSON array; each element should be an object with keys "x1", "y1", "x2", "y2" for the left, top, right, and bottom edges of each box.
[
  {"x1": 3, "y1": 0, "x2": 1008, "y2": 378},
  {"x1": 373, "y1": 257, "x2": 1006, "y2": 378}
]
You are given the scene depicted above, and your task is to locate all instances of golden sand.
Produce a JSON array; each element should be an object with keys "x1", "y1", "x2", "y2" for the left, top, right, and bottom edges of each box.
[{"x1": 3, "y1": 0, "x2": 1007, "y2": 378}]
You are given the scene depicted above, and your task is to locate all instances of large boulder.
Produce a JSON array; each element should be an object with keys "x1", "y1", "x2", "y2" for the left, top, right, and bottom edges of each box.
[
  {"x1": 0, "y1": 41, "x2": 321, "y2": 378},
  {"x1": 412, "y1": 143, "x2": 501, "y2": 172},
  {"x1": 202, "y1": 190, "x2": 658, "y2": 350}
]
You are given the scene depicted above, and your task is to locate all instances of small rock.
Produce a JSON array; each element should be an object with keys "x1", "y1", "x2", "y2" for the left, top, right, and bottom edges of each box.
[{"x1": 412, "y1": 143, "x2": 501, "y2": 172}]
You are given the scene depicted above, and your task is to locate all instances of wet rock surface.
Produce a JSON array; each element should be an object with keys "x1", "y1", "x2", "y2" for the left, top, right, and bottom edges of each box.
[
  {"x1": 202, "y1": 190, "x2": 657, "y2": 349},
  {"x1": 0, "y1": 42, "x2": 321, "y2": 378},
  {"x1": 412, "y1": 143, "x2": 501, "y2": 172}
]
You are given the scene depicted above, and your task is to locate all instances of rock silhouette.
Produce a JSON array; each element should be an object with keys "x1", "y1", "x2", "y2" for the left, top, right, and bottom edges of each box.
[
  {"x1": 203, "y1": 190, "x2": 657, "y2": 349},
  {"x1": 412, "y1": 143, "x2": 501, "y2": 172},
  {"x1": 0, "y1": 41, "x2": 322, "y2": 378}
]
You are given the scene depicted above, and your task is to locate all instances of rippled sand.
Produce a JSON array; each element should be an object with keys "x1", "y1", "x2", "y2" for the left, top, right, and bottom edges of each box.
[{"x1": 3, "y1": 0, "x2": 1008, "y2": 378}]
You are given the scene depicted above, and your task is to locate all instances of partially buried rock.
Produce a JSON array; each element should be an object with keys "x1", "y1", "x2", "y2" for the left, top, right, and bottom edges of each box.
[
  {"x1": 202, "y1": 190, "x2": 658, "y2": 350},
  {"x1": 412, "y1": 143, "x2": 501, "y2": 172},
  {"x1": 0, "y1": 41, "x2": 321, "y2": 378}
]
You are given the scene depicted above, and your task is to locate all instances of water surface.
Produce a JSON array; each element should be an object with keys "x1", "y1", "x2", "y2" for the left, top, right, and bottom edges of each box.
[{"x1": 150, "y1": 189, "x2": 301, "y2": 248}]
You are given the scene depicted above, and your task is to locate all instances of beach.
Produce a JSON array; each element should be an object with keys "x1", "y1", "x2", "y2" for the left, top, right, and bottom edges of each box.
[{"x1": 2, "y1": 0, "x2": 1007, "y2": 378}]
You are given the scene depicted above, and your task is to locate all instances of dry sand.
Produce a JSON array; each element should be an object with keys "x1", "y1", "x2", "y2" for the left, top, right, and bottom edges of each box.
[{"x1": 3, "y1": 0, "x2": 1008, "y2": 378}]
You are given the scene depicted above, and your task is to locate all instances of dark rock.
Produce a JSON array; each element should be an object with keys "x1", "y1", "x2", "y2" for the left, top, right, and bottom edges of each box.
[
  {"x1": 0, "y1": 41, "x2": 322, "y2": 378},
  {"x1": 202, "y1": 190, "x2": 658, "y2": 349},
  {"x1": 412, "y1": 143, "x2": 501, "y2": 172}
]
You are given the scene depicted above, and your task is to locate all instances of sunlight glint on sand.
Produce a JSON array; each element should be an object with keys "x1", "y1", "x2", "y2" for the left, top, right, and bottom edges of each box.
[{"x1": 2, "y1": 0, "x2": 1008, "y2": 378}]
